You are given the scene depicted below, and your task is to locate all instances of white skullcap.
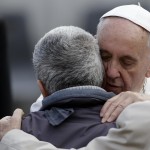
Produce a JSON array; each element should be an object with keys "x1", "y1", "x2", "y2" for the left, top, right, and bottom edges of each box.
[{"x1": 101, "y1": 4, "x2": 150, "y2": 32}]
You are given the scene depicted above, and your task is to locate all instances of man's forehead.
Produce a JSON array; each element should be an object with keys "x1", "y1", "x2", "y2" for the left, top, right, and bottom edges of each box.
[
  {"x1": 98, "y1": 17, "x2": 149, "y2": 48},
  {"x1": 98, "y1": 17, "x2": 147, "y2": 40}
]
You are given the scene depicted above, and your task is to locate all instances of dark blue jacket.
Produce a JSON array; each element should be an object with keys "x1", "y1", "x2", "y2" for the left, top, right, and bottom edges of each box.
[{"x1": 22, "y1": 86, "x2": 116, "y2": 148}]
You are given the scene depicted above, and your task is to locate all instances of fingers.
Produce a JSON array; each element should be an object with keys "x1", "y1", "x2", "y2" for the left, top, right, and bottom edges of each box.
[
  {"x1": 101, "y1": 95, "x2": 122, "y2": 123},
  {"x1": 0, "y1": 116, "x2": 12, "y2": 140},
  {"x1": 0, "y1": 108, "x2": 24, "y2": 140},
  {"x1": 102, "y1": 104, "x2": 124, "y2": 123},
  {"x1": 100, "y1": 92, "x2": 136, "y2": 123},
  {"x1": 12, "y1": 108, "x2": 24, "y2": 119},
  {"x1": 100, "y1": 94, "x2": 120, "y2": 117},
  {"x1": 11, "y1": 109, "x2": 24, "y2": 129},
  {"x1": 0, "y1": 116, "x2": 11, "y2": 121}
]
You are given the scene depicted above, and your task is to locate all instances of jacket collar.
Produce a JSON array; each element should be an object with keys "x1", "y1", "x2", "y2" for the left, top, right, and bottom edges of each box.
[{"x1": 41, "y1": 86, "x2": 115, "y2": 110}]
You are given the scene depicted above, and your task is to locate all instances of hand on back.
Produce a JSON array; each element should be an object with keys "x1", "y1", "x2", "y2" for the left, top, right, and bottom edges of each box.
[
  {"x1": 0, "y1": 108, "x2": 24, "y2": 140},
  {"x1": 100, "y1": 91, "x2": 148, "y2": 123}
]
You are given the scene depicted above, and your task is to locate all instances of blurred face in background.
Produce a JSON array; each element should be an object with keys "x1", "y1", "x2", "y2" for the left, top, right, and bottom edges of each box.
[{"x1": 97, "y1": 17, "x2": 150, "y2": 94}]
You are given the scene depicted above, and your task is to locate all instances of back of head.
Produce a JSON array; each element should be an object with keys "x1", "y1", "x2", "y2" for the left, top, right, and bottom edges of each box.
[{"x1": 33, "y1": 26, "x2": 103, "y2": 94}]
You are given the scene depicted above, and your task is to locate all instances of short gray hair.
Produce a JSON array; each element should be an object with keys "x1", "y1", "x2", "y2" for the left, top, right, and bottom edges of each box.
[{"x1": 33, "y1": 26, "x2": 104, "y2": 94}]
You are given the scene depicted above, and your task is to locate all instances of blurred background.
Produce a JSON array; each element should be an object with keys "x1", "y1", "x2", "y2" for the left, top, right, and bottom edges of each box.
[{"x1": 0, "y1": 0, "x2": 150, "y2": 117}]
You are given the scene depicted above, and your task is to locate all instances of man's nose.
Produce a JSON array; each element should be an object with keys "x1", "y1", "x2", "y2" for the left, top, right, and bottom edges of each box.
[{"x1": 105, "y1": 61, "x2": 120, "y2": 79}]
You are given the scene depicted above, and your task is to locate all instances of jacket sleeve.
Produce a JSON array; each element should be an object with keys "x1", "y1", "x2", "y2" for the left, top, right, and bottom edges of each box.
[{"x1": 1, "y1": 101, "x2": 150, "y2": 150}]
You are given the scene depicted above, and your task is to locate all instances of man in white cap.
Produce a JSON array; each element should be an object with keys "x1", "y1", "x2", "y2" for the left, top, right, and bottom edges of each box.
[
  {"x1": 1, "y1": 4, "x2": 150, "y2": 150},
  {"x1": 30, "y1": 4, "x2": 150, "y2": 123},
  {"x1": 97, "y1": 4, "x2": 150, "y2": 123}
]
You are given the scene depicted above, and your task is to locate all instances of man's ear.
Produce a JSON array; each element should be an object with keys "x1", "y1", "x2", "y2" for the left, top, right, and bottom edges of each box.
[{"x1": 37, "y1": 80, "x2": 49, "y2": 97}]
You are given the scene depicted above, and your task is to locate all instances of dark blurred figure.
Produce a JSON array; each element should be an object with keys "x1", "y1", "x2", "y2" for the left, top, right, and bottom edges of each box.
[
  {"x1": 0, "y1": 20, "x2": 12, "y2": 118},
  {"x1": 1, "y1": 14, "x2": 36, "y2": 114}
]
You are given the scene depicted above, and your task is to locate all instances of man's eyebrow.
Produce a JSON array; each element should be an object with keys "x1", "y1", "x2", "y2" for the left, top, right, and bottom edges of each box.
[
  {"x1": 121, "y1": 55, "x2": 137, "y2": 61},
  {"x1": 99, "y1": 49, "x2": 107, "y2": 52},
  {"x1": 99, "y1": 49, "x2": 111, "y2": 54}
]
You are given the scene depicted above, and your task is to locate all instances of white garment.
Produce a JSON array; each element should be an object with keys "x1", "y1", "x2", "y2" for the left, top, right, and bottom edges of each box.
[
  {"x1": 30, "y1": 94, "x2": 43, "y2": 112},
  {"x1": 145, "y1": 78, "x2": 150, "y2": 94}
]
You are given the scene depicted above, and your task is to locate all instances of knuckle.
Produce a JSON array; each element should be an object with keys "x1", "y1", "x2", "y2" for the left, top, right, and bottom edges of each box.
[
  {"x1": 111, "y1": 103, "x2": 118, "y2": 108},
  {"x1": 104, "y1": 112, "x2": 110, "y2": 118},
  {"x1": 119, "y1": 92, "x2": 125, "y2": 96},
  {"x1": 107, "y1": 99, "x2": 113, "y2": 103},
  {"x1": 110, "y1": 113, "x2": 118, "y2": 119},
  {"x1": 117, "y1": 104, "x2": 124, "y2": 109},
  {"x1": 111, "y1": 109, "x2": 122, "y2": 118}
]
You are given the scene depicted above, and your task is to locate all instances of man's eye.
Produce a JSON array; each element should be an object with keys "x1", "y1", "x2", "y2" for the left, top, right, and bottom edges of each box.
[
  {"x1": 120, "y1": 56, "x2": 137, "y2": 68},
  {"x1": 121, "y1": 60, "x2": 135, "y2": 68},
  {"x1": 123, "y1": 61, "x2": 133, "y2": 65},
  {"x1": 101, "y1": 55, "x2": 111, "y2": 61}
]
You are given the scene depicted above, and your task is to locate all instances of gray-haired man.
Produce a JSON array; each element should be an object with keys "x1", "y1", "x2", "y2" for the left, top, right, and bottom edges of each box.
[{"x1": 21, "y1": 26, "x2": 116, "y2": 148}]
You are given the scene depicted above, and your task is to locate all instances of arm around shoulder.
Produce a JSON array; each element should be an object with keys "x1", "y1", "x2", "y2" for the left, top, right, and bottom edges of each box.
[
  {"x1": 85, "y1": 101, "x2": 150, "y2": 150},
  {"x1": 1, "y1": 101, "x2": 150, "y2": 150}
]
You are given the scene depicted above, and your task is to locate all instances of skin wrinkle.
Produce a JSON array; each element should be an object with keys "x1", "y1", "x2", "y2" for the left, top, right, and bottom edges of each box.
[{"x1": 97, "y1": 17, "x2": 150, "y2": 94}]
